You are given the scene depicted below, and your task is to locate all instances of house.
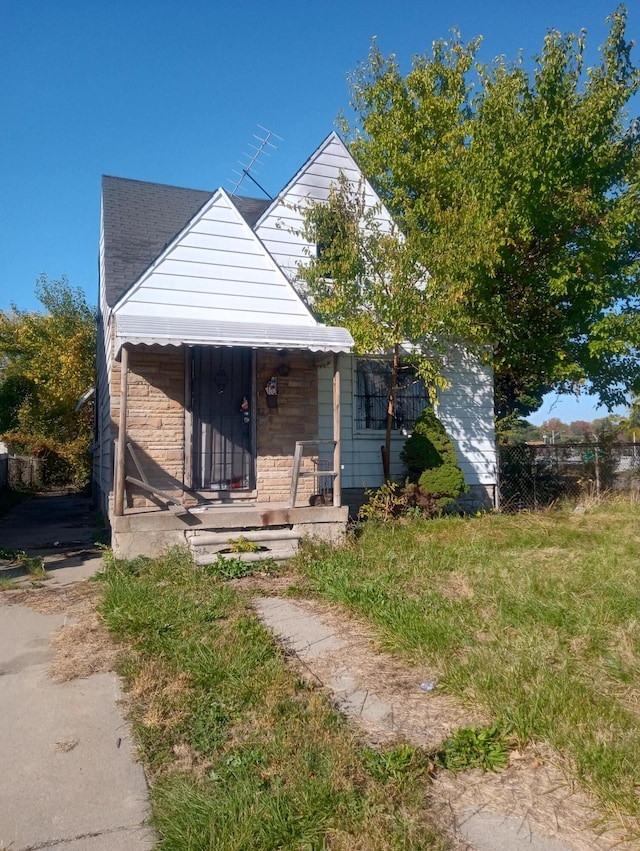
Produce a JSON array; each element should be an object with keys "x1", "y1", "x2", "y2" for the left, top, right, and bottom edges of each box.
[{"x1": 95, "y1": 132, "x2": 496, "y2": 559}]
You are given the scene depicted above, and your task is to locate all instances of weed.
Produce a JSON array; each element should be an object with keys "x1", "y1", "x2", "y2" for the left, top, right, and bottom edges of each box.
[
  {"x1": 226, "y1": 535, "x2": 261, "y2": 553},
  {"x1": 202, "y1": 553, "x2": 277, "y2": 580},
  {"x1": 358, "y1": 481, "x2": 409, "y2": 522},
  {"x1": 361, "y1": 743, "x2": 430, "y2": 784},
  {"x1": 0, "y1": 548, "x2": 45, "y2": 577},
  {"x1": 25, "y1": 557, "x2": 46, "y2": 578},
  {"x1": 434, "y1": 723, "x2": 511, "y2": 774}
]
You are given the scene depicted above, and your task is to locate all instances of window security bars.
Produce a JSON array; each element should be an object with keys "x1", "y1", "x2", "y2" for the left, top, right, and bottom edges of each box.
[{"x1": 355, "y1": 359, "x2": 430, "y2": 432}]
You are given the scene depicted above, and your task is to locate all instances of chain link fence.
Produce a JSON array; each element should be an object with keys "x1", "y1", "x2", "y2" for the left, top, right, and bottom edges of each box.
[{"x1": 498, "y1": 442, "x2": 640, "y2": 511}]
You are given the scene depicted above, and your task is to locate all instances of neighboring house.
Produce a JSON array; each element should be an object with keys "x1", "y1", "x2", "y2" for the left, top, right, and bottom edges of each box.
[{"x1": 95, "y1": 132, "x2": 496, "y2": 559}]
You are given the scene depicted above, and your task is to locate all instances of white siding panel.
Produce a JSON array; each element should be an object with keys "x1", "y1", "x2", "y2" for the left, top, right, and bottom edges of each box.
[
  {"x1": 438, "y1": 347, "x2": 496, "y2": 485},
  {"x1": 123, "y1": 287, "x2": 315, "y2": 315},
  {"x1": 134, "y1": 273, "x2": 300, "y2": 296},
  {"x1": 318, "y1": 354, "x2": 404, "y2": 488},
  {"x1": 115, "y1": 190, "x2": 316, "y2": 327},
  {"x1": 318, "y1": 350, "x2": 497, "y2": 491},
  {"x1": 180, "y1": 227, "x2": 253, "y2": 248},
  {"x1": 256, "y1": 133, "x2": 394, "y2": 284},
  {"x1": 162, "y1": 246, "x2": 278, "y2": 269},
  {"x1": 116, "y1": 300, "x2": 312, "y2": 323}
]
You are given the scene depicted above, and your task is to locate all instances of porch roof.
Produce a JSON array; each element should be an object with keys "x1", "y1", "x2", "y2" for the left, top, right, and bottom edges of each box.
[{"x1": 114, "y1": 314, "x2": 353, "y2": 356}]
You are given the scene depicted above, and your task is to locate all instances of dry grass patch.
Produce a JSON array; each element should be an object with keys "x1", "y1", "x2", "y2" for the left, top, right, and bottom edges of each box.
[{"x1": 294, "y1": 496, "x2": 640, "y2": 842}]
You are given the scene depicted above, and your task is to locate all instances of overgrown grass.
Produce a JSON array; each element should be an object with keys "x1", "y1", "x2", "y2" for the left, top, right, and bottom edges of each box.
[
  {"x1": 100, "y1": 548, "x2": 447, "y2": 850},
  {"x1": 294, "y1": 495, "x2": 640, "y2": 835}
]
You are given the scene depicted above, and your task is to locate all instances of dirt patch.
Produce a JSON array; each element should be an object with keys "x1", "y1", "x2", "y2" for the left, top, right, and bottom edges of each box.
[
  {"x1": 229, "y1": 572, "x2": 298, "y2": 594},
  {"x1": 253, "y1": 590, "x2": 635, "y2": 850},
  {"x1": 2, "y1": 581, "x2": 119, "y2": 682},
  {"x1": 279, "y1": 597, "x2": 482, "y2": 752}
]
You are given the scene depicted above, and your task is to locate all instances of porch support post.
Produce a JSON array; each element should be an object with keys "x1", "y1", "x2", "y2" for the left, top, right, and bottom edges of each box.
[
  {"x1": 332, "y1": 353, "x2": 341, "y2": 508},
  {"x1": 114, "y1": 344, "x2": 129, "y2": 517}
]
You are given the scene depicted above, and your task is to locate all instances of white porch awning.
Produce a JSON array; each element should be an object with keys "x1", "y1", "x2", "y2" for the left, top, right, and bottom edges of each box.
[{"x1": 113, "y1": 314, "x2": 353, "y2": 357}]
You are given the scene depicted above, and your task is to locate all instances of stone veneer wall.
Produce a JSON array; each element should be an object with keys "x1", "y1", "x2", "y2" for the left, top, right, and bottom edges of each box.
[
  {"x1": 255, "y1": 350, "x2": 319, "y2": 504},
  {"x1": 109, "y1": 346, "x2": 320, "y2": 509},
  {"x1": 111, "y1": 345, "x2": 186, "y2": 509}
]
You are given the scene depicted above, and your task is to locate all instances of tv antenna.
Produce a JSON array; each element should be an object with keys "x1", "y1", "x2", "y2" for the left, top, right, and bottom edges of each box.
[{"x1": 228, "y1": 125, "x2": 283, "y2": 199}]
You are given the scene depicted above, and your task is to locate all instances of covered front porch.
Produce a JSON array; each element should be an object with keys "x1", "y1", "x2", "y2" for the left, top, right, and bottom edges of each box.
[
  {"x1": 111, "y1": 501, "x2": 349, "y2": 561},
  {"x1": 109, "y1": 316, "x2": 352, "y2": 559}
]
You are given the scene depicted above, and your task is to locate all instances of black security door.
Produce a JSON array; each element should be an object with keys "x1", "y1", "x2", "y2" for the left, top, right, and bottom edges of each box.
[{"x1": 192, "y1": 347, "x2": 254, "y2": 491}]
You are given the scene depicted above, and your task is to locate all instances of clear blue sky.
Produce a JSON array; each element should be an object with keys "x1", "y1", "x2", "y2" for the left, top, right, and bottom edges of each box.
[{"x1": 1, "y1": 0, "x2": 636, "y2": 424}]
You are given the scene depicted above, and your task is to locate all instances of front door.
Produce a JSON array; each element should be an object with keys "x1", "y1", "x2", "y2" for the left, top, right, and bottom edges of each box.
[{"x1": 191, "y1": 347, "x2": 254, "y2": 491}]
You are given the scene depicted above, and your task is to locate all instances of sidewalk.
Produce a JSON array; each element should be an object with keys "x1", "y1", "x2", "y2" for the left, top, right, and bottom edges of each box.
[{"x1": 0, "y1": 492, "x2": 153, "y2": 850}]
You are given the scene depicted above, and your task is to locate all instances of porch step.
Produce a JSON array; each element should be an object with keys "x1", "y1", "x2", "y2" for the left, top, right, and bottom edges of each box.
[{"x1": 189, "y1": 527, "x2": 301, "y2": 564}]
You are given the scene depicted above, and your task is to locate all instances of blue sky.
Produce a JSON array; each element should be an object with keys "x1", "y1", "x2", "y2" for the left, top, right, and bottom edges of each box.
[{"x1": 1, "y1": 0, "x2": 636, "y2": 424}]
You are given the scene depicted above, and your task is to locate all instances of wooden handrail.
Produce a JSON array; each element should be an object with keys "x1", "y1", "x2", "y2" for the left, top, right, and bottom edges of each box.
[{"x1": 288, "y1": 440, "x2": 338, "y2": 508}]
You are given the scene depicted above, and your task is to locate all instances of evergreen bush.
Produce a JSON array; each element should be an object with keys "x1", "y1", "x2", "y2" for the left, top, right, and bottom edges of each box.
[{"x1": 401, "y1": 408, "x2": 468, "y2": 509}]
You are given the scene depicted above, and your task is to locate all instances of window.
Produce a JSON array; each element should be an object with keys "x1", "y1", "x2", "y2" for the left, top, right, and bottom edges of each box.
[{"x1": 355, "y1": 358, "x2": 430, "y2": 432}]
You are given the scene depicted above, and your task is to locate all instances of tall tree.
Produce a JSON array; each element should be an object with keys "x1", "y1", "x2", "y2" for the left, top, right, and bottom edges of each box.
[
  {"x1": 296, "y1": 174, "x2": 444, "y2": 478},
  {"x1": 342, "y1": 6, "x2": 640, "y2": 422},
  {"x1": 0, "y1": 275, "x2": 96, "y2": 485}
]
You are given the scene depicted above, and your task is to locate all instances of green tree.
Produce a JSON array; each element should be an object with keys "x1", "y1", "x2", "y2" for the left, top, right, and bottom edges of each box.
[
  {"x1": 0, "y1": 275, "x2": 96, "y2": 485},
  {"x1": 539, "y1": 417, "x2": 571, "y2": 443},
  {"x1": 618, "y1": 393, "x2": 640, "y2": 440},
  {"x1": 342, "y1": 6, "x2": 640, "y2": 421},
  {"x1": 296, "y1": 174, "x2": 445, "y2": 478},
  {"x1": 498, "y1": 417, "x2": 543, "y2": 445}
]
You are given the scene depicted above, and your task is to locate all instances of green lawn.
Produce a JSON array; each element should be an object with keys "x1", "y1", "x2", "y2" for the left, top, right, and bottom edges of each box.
[
  {"x1": 294, "y1": 495, "x2": 640, "y2": 835},
  {"x1": 100, "y1": 549, "x2": 447, "y2": 850}
]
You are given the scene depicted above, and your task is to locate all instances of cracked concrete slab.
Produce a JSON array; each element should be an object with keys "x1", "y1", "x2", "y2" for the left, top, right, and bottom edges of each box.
[
  {"x1": 0, "y1": 567, "x2": 152, "y2": 850},
  {"x1": 254, "y1": 596, "x2": 346, "y2": 659},
  {"x1": 255, "y1": 595, "x2": 589, "y2": 851},
  {"x1": 458, "y1": 810, "x2": 575, "y2": 850}
]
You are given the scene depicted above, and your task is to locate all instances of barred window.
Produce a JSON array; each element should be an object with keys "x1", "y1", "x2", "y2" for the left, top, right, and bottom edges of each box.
[{"x1": 355, "y1": 359, "x2": 430, "y2": 431}]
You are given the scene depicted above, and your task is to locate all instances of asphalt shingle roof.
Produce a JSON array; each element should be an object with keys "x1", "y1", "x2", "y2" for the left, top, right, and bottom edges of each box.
[{"x1": 101, "y1": 175, "x2": 270, "y2": 307}]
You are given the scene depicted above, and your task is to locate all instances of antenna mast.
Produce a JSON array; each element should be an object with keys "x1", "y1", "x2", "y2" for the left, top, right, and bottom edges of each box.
[{"x1": 229, "y1": 125, "x2": 283, "y2": 198}]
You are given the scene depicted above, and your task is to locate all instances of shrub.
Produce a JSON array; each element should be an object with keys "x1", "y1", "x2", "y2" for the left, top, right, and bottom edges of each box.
[{"x1": 401, "y1": 408, "x2": 467, "y2": 509}]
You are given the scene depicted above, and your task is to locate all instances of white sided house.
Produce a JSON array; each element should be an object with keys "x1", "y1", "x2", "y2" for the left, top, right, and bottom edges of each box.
[{"x1": 95, "y1": 132, "x2": 496, "y2": 559}]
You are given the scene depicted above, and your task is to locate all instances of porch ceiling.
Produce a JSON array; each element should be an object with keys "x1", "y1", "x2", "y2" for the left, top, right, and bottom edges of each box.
[{"x1": 113, "y1": 314, "x2": 353, "y2": 356}]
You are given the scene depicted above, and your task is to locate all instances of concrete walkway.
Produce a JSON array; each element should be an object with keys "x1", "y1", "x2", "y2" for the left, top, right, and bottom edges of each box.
[
  {"x1": 0, "y1": 493, "x2": 153, "y2": 850},
  {"x1": 255, "y1": 596, "x2": 579, "y2": 851}
]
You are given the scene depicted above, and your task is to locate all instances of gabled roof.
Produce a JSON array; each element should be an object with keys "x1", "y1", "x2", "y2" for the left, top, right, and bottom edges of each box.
[
  {"x1": 101, "y1": 175, "x2": 270, "y2": 308},
  {"x1": 112, "y1": 188, "x2": 317, "y2": 326},
  {"x1": 109, "y1": 187, "x2": 353, "y2": 354},
  {"x1": 254, "y1": 131, "x2": 386, "y2": 229}
]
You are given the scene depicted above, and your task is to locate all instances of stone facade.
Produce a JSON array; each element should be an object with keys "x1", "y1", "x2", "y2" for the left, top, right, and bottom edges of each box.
[
  {"x1": 109, "y1": 345, "x2": 321, "y2": 509},
  {"x1": 255, "y1": 350, "x2": 319, "y2": 505},
  {"x1": 111, "y1": 345, "x2": 186, "y2": 509}
]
